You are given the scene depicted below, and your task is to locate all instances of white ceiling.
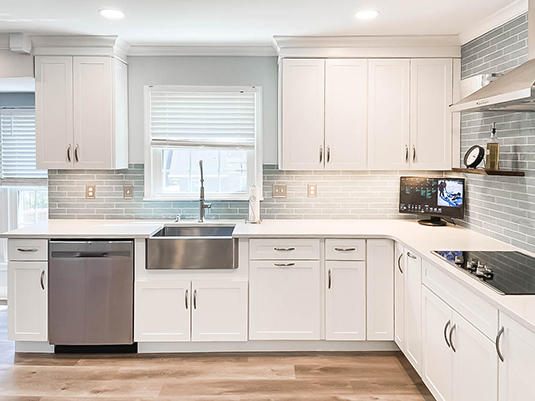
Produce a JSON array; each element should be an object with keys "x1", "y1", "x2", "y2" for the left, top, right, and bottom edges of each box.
[{"x1": 0, "y1": 0, "x2": 518, "y2": 46}]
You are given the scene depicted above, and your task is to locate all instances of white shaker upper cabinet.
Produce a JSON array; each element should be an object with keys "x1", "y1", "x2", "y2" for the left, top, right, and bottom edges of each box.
[
  {"x1": 367, "y1": 59, "x2": 410, "y2": 170},
  {"x1": 410, "y1": 59, "x2": 453, "y2": 170},
  {"x1": 35, "y1": 56, "x2": 74, "y2": 169},
  {"x1": 324, "y1": 59, "x2": 368, "y2": 170},
  {"x1": 280, "y1": 59, "x2": 325, "y2": 170}
]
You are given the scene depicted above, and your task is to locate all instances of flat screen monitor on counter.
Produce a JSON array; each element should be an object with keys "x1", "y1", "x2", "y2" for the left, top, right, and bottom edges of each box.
[{"x1": 399, "y1": 177, "x2": 465, "y2": 226}]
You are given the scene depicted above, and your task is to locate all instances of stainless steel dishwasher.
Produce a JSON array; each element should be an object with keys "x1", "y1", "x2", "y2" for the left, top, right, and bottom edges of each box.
[{"x1": 48, "y1": 240, "x2": 134, "y2": 345}]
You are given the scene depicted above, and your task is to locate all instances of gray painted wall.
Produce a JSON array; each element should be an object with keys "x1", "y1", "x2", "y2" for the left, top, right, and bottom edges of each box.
[
  {"x1": 453, "y1": 13, "x2": 535, "y2": 253},
  {"x1": 127, "y1": 56, "x2": 279, "y2": 164},
  {"x1": 0, "y1": 92, "x2": 34, "y2": 108}
]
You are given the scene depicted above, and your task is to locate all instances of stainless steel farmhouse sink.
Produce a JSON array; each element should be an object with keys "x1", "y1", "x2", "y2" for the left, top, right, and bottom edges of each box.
[{"x1": 146, "y1": 225, "x2": 237, "y2": 270}]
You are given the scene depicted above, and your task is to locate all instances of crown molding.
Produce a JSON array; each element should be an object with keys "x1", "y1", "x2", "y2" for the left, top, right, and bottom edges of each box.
[
  {"x1": 128, "y1": 45, "x2": 276, "y2": 57},
  {"x1": 272, "y1": 35, "x2": 461, "y2": 58},
  {"x1": 9, "y1": 33, "x2": 32, "y2": 54},
  {"x1": 31, "y1": 35, "x2": 131, "y2": 63},
  {"x1": 459, "y1": 0, "x2": 528, "y2": 45}
]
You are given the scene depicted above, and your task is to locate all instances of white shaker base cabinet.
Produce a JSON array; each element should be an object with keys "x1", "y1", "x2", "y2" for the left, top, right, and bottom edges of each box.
[
  {"x1": 366, "y1": 239, "x2": 394, "y2": 341},
  {"x1": 325, "y1": 261, "x2": 366, "y2": 341},
  {"x1": 452, "y1": 312, "x2": 498, "y2": 401},
  {"x1": 498, "y1": 313, "x2": 535, "y2": 401},
  {"x1": 249, "y1": 260, "x2": 321, "y2": 340},
  {"x1": 422, "y1": 286, "x2": 454, "y2": 401},
  {"x1": 191, "y1": 281, "x2": 247, "y2": 342},
  {"x1": 394, "y1": 242, "x2": 406, "y2": 351},
  {"x1": 8, "y1": 261, "x2": 48, "y2": 342},
  {"x1": 404, "y1": 248, "x2": 423, "y2": 374},
  {"x1": 134, "y1": 281, "x2": 191, "y2": 342}
]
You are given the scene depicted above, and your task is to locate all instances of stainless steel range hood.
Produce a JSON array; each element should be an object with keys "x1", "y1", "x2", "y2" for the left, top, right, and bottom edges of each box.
[{"x1": 451, "y1": 1, "x2": 535, "y2": 112}]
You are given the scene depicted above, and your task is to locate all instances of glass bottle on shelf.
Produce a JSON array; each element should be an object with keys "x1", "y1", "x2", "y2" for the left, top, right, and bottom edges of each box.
[{"x1": 486, "y1": 122, "x2": 500, "y2": 171}]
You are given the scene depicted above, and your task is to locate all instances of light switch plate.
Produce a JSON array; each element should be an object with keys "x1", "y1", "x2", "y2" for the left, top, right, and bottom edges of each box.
[
  {"x1": 273, "y1": 183, "x2": 287, "y2": 198},
  {"x1": 307, "y1": 183, "x2": 318, "y2": 198},
  {"x1": 85, "y1": 185, "x2": 96, "y2": 199},
  {"x1": 123, "y1": 185, "x2": 134, "y2": 199}
]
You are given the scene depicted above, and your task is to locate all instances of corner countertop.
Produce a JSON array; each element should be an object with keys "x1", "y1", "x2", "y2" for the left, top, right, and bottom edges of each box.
[{"x1": 2, "y1": 218, "x2": 535, "y2": 334}]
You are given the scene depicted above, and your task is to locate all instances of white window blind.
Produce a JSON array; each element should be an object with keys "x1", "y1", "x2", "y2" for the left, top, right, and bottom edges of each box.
[
  {"x1": 0, "y1": 109, "x2": 46, "y2": 179},
  {"x1": 149, "y1": 89, "x2": 256, "y2": 149}
]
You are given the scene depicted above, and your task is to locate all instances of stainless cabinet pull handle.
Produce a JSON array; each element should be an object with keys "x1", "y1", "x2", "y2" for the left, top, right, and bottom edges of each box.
[
  {"x1": 412, "y1": 145, "x2": 416, "y2": 162},
  {"x1": 449, "y1": 324, "x2": 457, "y2": 352},
  {"x1": 496, "y1": 327, "x2": 505, "y2": 362},
  {"x1": 274, "y1": 262, "x2": 295, "y2": 267},
  {"x1": 444, "y1": 320, "x2": 451, "y2": 348},
  {"x1": 405, "y1": 145, "x2": 409, "y2": 162},
  {"x1": 74, "y1": 144, "x2": 79, "y2": 162},
  {"x1": 67, "y1": 144, "x2": 72, "y2": 162},
  {"x1": 407, "y1": 252, "x2": 417, "y2": 260},
  {"x1": 328, "y1": 269, "x2": 332, "y2": 289},
  {"x1": 193, "y1": 290, "x2": 197, "y2": 309},
  {"x1": 397, "y1": 253, "x2": 404, "y2": 274},
  {"x1": 17, "y1": 248, "x2": 38, "y2": 253},
  {"x1": 319, "y1": 145, "x2": 323, "y2": 163},
  {"x1": 274, "y1": 247, "x2": 295, "y2": 252},
  {"x1": 40, "y1": 270, "x2": 45, "y2": 290},
  {"x1": 185, "y1": 289, "x2": 189, "y2": 309},
  {"x1": 334, "y1": 247, "x2": 356, "y2": 252},
  {"x1": 327, "y1": 146, "x2": 331, "y2": 163}
]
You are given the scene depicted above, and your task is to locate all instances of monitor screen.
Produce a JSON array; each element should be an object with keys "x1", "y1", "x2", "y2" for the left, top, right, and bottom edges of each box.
[{"x1": 399, "y1": 177, "x2": 465, "y2": 219}]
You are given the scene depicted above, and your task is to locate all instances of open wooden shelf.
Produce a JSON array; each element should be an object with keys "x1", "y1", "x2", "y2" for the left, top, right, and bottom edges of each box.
[{"x1": 451, "y1": 168, "x2": 525, "y2": 177}]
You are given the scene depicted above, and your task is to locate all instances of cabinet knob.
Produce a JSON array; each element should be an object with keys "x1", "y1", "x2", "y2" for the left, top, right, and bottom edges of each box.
[
  {"x1": 443, "y1": 320, "x2": 451, "y2": 348},
  {"x1": 193, "y1": 289, "x2": 197, "y2": 309},
  {"x1": 405, "y1": 145, "x2": 409, "y2": 162},
  {"x1": 412, "y1": 145, "x2": 416, "y2": 162},
  {"x1": 319, "y1": 145, "x2": 323, "y2": 163},
  {"x1": 397, "y1": 253, "x2": 404, "y2": 274},
  {"x1": 274, "y1": 247, "x2": 295, "y2": 252},
  {"x1": 40, "y1": 270, "x2": 45, "y2": 290},
  {"x1": 274, "y1": 262, "x2": 295, "y2": 267},
  {"x1": 334, "y1": 247, "x2": 356, "y2": 252},
  {"x1": 327, "y1": 146, "x2": 331, "y2": 163},
  {"x1": 328, "y1": 269, "x2": 332, "y2": 289},
  {"x1": 407, "y1": 252, "x2": 417, "y2": 260},
  {"x1": 185, "y1": 289, "x2": 189, "y2": 310},
  {"x1": 67, "y1": 144, "x2": 72, "y2": 162},
  {"x1": 496, "y1": 327, "x2": 505, "y2": 362},
  {"x1": 449, "y1": 324, "x2": 457, "y2": 353},
  {"x1": 74, "y1": 144, "x2": 79, "y2": 162}
]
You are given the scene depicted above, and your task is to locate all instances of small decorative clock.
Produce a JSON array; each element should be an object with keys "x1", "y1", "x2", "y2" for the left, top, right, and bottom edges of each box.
[{"x1": 463, "y1": 145, "x2": 485, "y2": 169}]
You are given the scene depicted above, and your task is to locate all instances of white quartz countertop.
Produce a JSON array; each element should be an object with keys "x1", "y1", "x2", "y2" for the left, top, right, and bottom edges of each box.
[
  {"x1": 0, "y1": 219, "x2": 241, "y2": 239},
  {"x1": 3, "y1": 218, "x2": 535, "y2": 334}
]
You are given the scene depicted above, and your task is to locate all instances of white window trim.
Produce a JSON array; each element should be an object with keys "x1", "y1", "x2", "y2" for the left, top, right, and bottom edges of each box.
[{"x1": 143, "y1": 85, "x2": 263, "y2": 201}]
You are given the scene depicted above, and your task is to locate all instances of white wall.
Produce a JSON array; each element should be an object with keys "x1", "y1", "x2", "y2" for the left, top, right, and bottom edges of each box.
[
  {"x1": 127, "y1": 56, "x2": 279, "y2": 164},
  {"x1": 0, "y1": 50, "x2": 33, "y2": 78}
]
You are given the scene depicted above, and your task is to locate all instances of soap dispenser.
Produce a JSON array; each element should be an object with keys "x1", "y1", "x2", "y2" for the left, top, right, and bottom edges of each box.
[{"x1": 486, "y1": 122, "x2": 500, "y2": 171}]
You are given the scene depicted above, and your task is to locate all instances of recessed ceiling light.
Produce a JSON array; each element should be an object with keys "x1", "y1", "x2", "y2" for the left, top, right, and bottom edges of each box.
[
  {"x1": 98, "y1": 9, "x2": 125, "y2": 20},
  {"x1": 355, "y1": 10, "x2": 380, "y2": 20}
]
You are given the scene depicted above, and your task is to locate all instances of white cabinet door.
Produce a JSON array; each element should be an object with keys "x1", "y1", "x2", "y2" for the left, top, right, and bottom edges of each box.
[
  {"x1": 366, "y1": 239, "x2": 394, "y2": 340},
  {"x1": 394, "y1": 242, "x2": 405, "y2": 351},
  {"x1": 405, "y1": 248, "x2": 423, "y2": 374},
  {"x1": 452, "y1": 312, "x2": 498, "y2": 401},
  {"x1": 280, "y1": 59, "x2": 325, "y2": 170},
  {"x1": 324, "y1": 59, "x2": 368, "y2": 170},
  {"x1": 422, "y1": 286, "x2": 453, "y2": 401},
  {"x1": 7, "y1": 261, "x2": 48, "y2": 341},
  {"x1": 134, "y1": 281, "x2": 191, "y2": 342},
  {"x1": 410, "y1": 59, "x2": 453, "y2": 170},
  {"x1": 249, "y1": 260, "x2": 321, "y2": 340},
  {"x1": 367, "y1": 59, "x2": 410, "y2": 170},
  {"x1": 191, "y1": 280, "x2": 248, "y2": 342},
  {"x1": 73, "y1": 57, "x2": 113, "y2": 169},
  {"x1": 325, "y1": 261, "x2": 366, "y2": 341},
  {"x1": 35, "y1": 56, "x2": 73, "y2": 169},
  {"x1": 498, "y1": 313, "x2": 535, "y2": 401}
]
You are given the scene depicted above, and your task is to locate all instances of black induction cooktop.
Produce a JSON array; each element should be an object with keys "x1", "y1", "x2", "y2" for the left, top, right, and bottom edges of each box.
[{"x1": 432, "y1": 250, "x2": 535, "y2": 295}]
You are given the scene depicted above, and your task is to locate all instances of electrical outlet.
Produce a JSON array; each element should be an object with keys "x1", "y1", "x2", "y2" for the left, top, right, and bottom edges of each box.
[
  {"x1": 123, "y1": 185, "x2": 134, "y2": 199},
  {"x1": 272, "y1": 183, "x2": 287, "y2": 198},
  {"x1": 307, "y1": 183, "x2": 318, "y2": 198},
  {"x1": 85, "y1": 185, "x2": 96, "y2": 199}
]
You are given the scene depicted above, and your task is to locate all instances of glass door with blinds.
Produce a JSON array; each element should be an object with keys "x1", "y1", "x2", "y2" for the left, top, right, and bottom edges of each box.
[
  {"x1": 144, "y1": 86, "x2": 262, "y2": 200},
  {"x1": 0, "y1": 109, "x2": 47, "y2": 181}
]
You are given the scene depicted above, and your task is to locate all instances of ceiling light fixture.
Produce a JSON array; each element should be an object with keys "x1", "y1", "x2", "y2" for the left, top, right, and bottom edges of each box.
[
  {"x1": 98, "y1": 9, "x2": 125, "y2": 20},
  {"x1": 355, "y1": 10, "x2": 380, "y2": 20}
]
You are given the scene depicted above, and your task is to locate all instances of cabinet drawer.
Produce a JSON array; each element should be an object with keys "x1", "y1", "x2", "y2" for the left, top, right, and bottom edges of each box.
[
  {"x1": 325, "y1": 239, "x2": 366, "y2": 260},
  {"x1": 8, "y1": 239, "x2": 48, "y2": 261},
  {"x1": 423, "y1": 258, "x2": 498, "y2": 340},
  {"x1": 249, "y1": 239, "x2": 320, "y2": 260}
]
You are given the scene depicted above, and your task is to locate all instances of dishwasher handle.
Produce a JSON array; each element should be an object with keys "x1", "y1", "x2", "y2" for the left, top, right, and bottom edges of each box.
[{"x1": 50, "y1": 251, "x2": 131, "y2": 259}]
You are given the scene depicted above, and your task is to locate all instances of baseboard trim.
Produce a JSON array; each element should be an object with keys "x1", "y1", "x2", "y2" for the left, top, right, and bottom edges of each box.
[
  {"x1": 15, "y1": 341, "x2": 54, "y2": 353},
  {"x1": 137, "y1": 340, "x2": 399, "y2": 354}
]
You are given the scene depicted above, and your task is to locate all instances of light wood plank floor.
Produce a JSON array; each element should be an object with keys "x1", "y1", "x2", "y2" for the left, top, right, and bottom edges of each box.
[{"x1": 0, "y1": 307, "x2": 434, "y2": 400}]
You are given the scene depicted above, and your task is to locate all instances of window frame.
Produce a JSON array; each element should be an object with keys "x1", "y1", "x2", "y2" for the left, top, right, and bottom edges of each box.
[{"x1": 143, "y1": 85, "x2": 263, "y2": 201}]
